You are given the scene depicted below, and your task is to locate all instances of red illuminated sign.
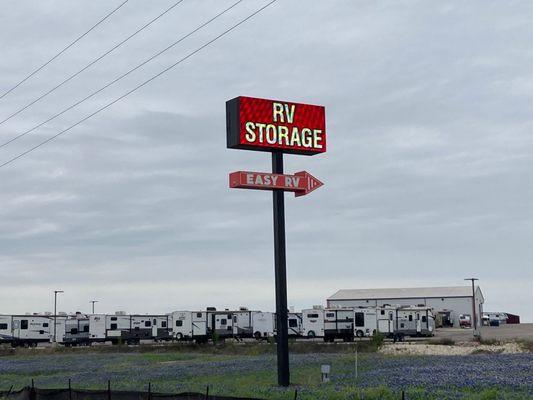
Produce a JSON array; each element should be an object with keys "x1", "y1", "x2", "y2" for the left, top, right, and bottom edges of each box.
[
  {"x1": 226, "y1": 96, "x2": 326, "y2": 155},
  {"x1": 229, "y1": 171, "x2": 323, "y2": 197}
]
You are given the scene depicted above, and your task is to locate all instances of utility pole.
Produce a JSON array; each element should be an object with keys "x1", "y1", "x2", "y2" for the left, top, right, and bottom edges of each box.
[
  {"x1": 464, "y1": 278, "x2": 479, "y2": 333},
  {"x1": 53, "y1": 290, "x2": 64, "y2": 343},
  {"x1": 272, "y1": 152, "x2": 290, "y2": 387},
  {"x1": 90, "y1": 300, "x2": 98, "y2": 314}
]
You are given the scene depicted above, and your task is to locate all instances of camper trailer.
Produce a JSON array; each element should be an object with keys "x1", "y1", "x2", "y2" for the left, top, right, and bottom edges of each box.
[
  {"x1": 375, "y1": 306, "x2": 435, "y2": 338},
  {"x1": 323, "y1": 308, "x2": 356, "y2": 342},
  {"x1": 171, "y1": 311, "x2": 208, "y2": 342},
  {"x1": 301, "y1": 308, "x2": 324, "y2": 338},
  {"x1": 232, "y1": 309, "x2": 258, "y2": 338},
  {"x1": 206, "y1": 309, "x2": 235, "y2": 339},
  {"x1": 0, "y1": 315, "x2": 54, "y2": 347},
  {"x1": 87, "y1": 313, "x2": 171, "y2": 344},
  {"x1": 251, "y1": 312, "x2": 302, "y2": 340},
  {"x1": 62, "y1": 316, "x2": 90, "y2": 346},
  {"x1": 353, "y1": 308, "x2": 378, "y2": 338},
  {"x1": 252, "y1": 312, "x2": 275, "y2": 339},
  {"x1": 287, "y1": 312, "x2": 303, "y2": 337}
]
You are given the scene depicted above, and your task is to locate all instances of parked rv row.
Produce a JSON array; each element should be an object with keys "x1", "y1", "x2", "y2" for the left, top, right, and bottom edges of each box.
[{"x1": 0, "y1": 305, "x2": 434, "y2": 347}]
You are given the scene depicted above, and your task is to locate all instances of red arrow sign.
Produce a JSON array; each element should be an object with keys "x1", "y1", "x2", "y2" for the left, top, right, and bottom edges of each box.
[{"x1": 229, "y1": 171, "x2": 323, "y2": 197}]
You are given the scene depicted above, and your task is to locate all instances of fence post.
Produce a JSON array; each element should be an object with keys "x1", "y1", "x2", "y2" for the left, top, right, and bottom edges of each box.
[
  {"x1": 293, "y1": 389, "x2": 298, "y2": 400},
  {"x1": 68, "y1": 379, "x2": 72, "y2": 400},
  {"x1": 205, "y1": 385, "x2": 209, "y2": 399},
  {"x1": 401, "y1": 390, "x2": 405, "y2": 400},
  {"x1": 29, "y1": 379, "x2": 36, "y2": 400},
  {"x1": 107, "y1": 380, "x2": 111, "y2": 400},
  {"x1": 148, "y1": 382, "x2": 151, "y2": 400}
]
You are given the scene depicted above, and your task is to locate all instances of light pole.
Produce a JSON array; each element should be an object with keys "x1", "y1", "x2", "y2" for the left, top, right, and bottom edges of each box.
[
  {"x1": 464, "y1": 278, "x2": 479, "y2": 332},
  {"x1": 53, "y1": 290, "x2": 64, "y2": 343},
  {"x1": 90, "y1": 300, "x2": 98, "y2": 314}
]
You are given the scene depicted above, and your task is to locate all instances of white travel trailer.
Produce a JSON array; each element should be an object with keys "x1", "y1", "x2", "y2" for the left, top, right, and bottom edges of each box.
[
  {"x1": 88, "y1": 313, "x2": 171, "y2": 344},
  {"x1": 250, "y1": 312, "x2": 302, "y2": 339},
  {"x1": 62, "y1": 316, "x2": 90, "y2": 346},
  {"x1": 0, "y1": 315, "x2": 53, "y2": 347},
  {"x1": 323, "y1": 308, "x2": 356, "y2": 342},
  {"x1": 171, "y1": 311, "x2": 208, "y2": 342},
  {"x1": 287, "y1": 312, "x2": 303, "y2": 337},
  {"x1": 252, "y1": 312, "x2": 275, "y2": 339},
  {"x1": 301, "y1": 308, "x2": 324, "y2": 338},
  {"x1": 207, "y1": 310, "x2": 235, "y2": 339},
  {"x1": 232, "y1": 309, "x2": 257, "y2": 338},
  {"x1": 353, "y1": 308, "x2": 378, "y2": 338},
  {"x1": 375, "y1": 306, "x2": 435, "y2": 338}
]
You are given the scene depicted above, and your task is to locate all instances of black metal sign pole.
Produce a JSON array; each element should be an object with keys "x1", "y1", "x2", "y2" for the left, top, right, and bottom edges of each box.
[{"x1": 272, "y1": 151, "x2": 290, "y2": 387}]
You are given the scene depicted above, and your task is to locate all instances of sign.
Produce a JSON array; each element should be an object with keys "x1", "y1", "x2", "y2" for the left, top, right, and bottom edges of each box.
[
  {"x1": 226, "y1": 96, "x2": 326, "y2": 155},
  {"x1": 229, "y1": 170, "x2": 323, "y2": 197}
]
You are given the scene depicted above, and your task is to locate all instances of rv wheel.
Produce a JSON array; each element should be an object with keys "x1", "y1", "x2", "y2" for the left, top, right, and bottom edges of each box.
[
  {"x1": 254, "y1": 331, "x2": 262, "y2": 340},
  {"x1": 176, "y1": 333, "x2": 183, "y2": 341},
  {"x1": 307, "y1": 331, "x2": 316, "y2": 338},
  {"x1": 356, "y1": 330, "x2": 364, "y2": 338}
]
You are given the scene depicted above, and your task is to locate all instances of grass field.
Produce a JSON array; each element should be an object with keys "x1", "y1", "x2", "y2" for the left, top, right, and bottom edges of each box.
[{"x1": 0, "y1": 343, "x2": 532, "y2": 399}]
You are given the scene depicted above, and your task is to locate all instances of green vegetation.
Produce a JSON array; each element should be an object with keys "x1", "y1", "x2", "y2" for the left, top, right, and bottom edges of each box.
[
  {"x1": 0, "y1": 345, "x2": 531, "y2": 399},
  {"x1": 518, "y1": 340, "x2": 533, "y2": 352}
]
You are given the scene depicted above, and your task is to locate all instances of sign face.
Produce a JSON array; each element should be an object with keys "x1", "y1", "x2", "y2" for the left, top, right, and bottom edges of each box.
[
  {"x1": 226, "y1": 96, "x2": 326, "y2": 155},
  {"x1": 229, "y1": 170, "x2": 323, "y2": 197}
]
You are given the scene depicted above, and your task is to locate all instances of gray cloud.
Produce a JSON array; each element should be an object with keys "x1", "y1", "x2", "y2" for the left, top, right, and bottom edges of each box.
[{"x1": 0, "y1": 1, "x2": 531, "y2": 320}]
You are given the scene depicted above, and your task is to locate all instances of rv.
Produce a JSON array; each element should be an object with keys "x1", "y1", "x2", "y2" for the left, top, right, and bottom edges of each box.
[
  {"x1": 232, "y1": 309, "x2": 258, "y2": 338},
  {"x1": 287, "y1": 312, "x2": 303, "y2": 337},
  {"x1": 301, "y1": 308, "x2": 324, "y2": 338},
  {"x1": 62, "y1": 316, "x2": 90, "y2": 346},
  {"x1": 87, "y1": 313, "x2": 171, "y2": 344},
  {"x1": 250, "y1": 312, "x2": 303, "y2": 340},
  {"x1": 252, "y1": 312, "x2": 275, "y2": 339},
  {"x1": 323, "y1": 308, "x2": 356, "y2": 342},
  {"x1": 375, "y1": 306, "x2": 435, "y2": 338},
  {"x1": 0, "y1": 315, "x2": 54, "y2": 347},
  {"x1": 171, "y1": 311, "x2": 208, "y2": 342},
  {"x1": 353, "y1": 308, "x2": 378, "y2": 338},
  {"x1": 207, "y1": 310, "x2": 235, "y2": 339}
]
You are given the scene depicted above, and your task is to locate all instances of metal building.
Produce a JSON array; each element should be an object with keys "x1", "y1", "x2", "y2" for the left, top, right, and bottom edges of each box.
[{"x1": 327, "y1": 286, "x2": 484, "y2": 328}]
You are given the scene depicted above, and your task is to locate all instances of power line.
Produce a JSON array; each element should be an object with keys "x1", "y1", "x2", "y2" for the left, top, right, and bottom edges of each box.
[
  {"x1": 0, "y1": 0, "x2": 277, "y2": 170},
  {"x1": 0, "y1": 0, "x2": 245, "y2": 150},
  {"x1": 0, "y1": 0, "x2": 129, "y2": 100},
  {"x1": 0, "y1": 0, "x2": 185, "y2": 127}
]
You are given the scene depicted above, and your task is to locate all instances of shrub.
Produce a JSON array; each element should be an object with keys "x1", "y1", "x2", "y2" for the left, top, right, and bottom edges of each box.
[{"x1": 371, "y1": 332, "x2": 385, "y2": 349}]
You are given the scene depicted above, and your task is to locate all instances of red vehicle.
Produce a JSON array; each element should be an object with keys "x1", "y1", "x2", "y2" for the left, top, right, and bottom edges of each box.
[{"x1": 459, "y1": 314, "x2": 472, "y2": 328}]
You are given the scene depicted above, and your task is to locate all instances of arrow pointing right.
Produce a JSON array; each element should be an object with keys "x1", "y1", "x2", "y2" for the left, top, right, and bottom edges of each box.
[{"x1": 294, "y1": 171, "x2": 324, "y2": 197}]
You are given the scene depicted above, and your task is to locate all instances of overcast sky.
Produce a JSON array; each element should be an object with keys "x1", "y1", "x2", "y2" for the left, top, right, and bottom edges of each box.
[{"x1": 0, "y1": 1, "x2": 531, "y2": 321}]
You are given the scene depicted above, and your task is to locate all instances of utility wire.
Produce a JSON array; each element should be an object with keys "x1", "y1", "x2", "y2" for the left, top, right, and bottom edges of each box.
[
  {"x1": 0, "y1": 0, "x2": 185, "y2": 127},
  {"x1": 0, "y1": 0, "x2": 129, "y2": 100},
  {"x1": 0, "y1": 0, "x2": 277, "y2": 170},
  {"x1": 0, "y1": 0, "x2": 244, "y2": 150}
]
